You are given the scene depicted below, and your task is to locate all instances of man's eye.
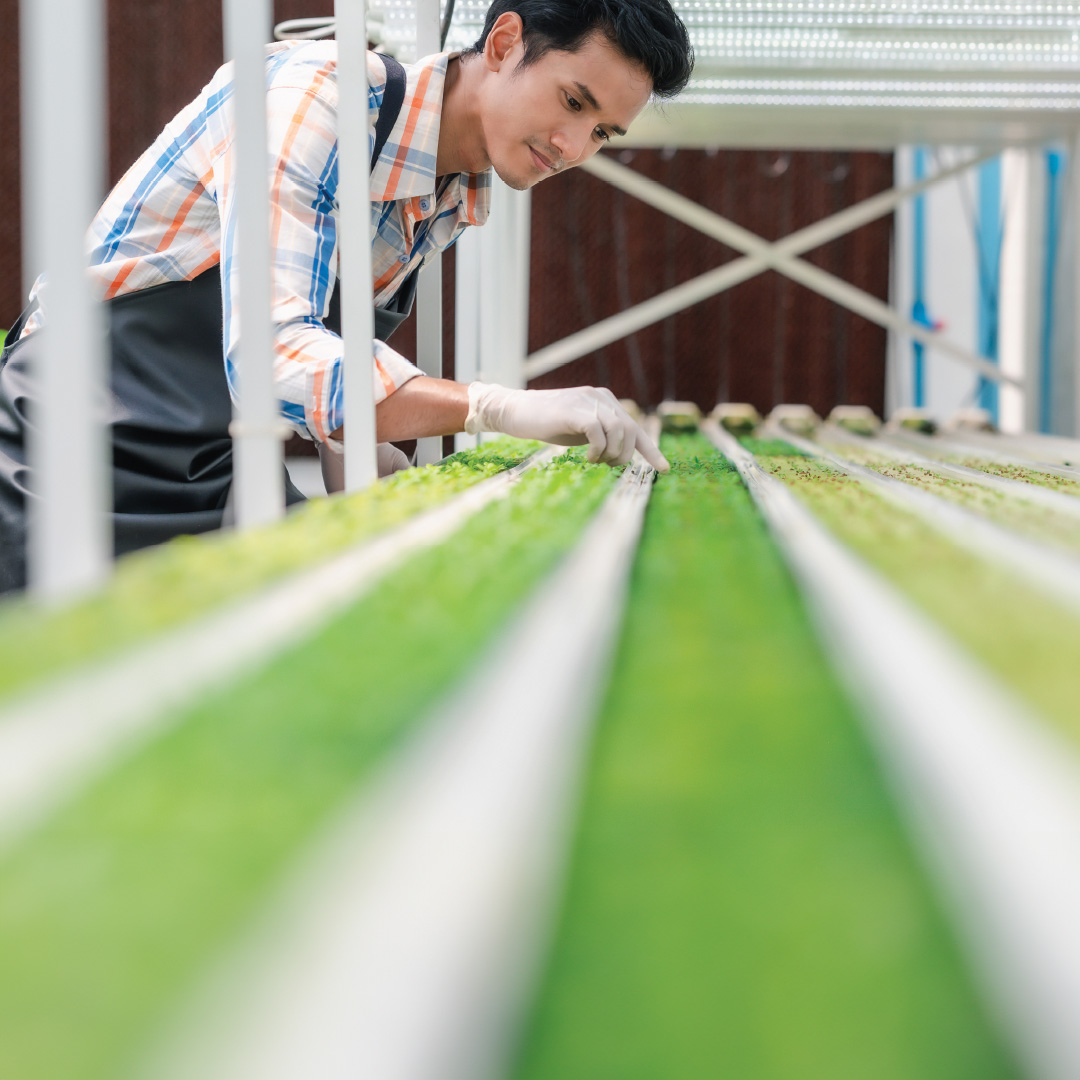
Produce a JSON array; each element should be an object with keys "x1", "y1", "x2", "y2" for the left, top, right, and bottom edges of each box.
[
  {"x1": 566, "y1": 94, "x2": 580, "y2": 111},
  {"x1": 594, "y1": 128, "x2": 610, "y2": 141}
]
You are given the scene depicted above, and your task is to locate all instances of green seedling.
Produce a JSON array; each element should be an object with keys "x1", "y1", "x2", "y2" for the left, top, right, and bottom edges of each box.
[
  {"x1": 0, "y1": 450, "x2": 616, "y2": 1080},
  {"x1": 814, "y1": 438, "x2": 1080, "y2": 555},
  {"x1": 757, "y1": 453, "x2": 1080, "y2": 741},
  {"x1": 512, "y1": 434, "x2": 1015, "y2": 1080},
  {"x1": 0, "y1": 439, "x2": 541, "y2": 701}
]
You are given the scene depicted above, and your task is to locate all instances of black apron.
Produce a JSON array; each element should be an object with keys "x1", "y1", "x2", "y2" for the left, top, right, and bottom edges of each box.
[{"x1": 0, "y1": 54, "x2": 415, "y2": 595}]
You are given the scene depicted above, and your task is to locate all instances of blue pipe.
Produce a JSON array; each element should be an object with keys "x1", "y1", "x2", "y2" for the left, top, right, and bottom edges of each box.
[
  {"x1": 1040, "y1": 150, "x2": 1064, "y2": 434},
  {"x1": 911, "y1": 147, "x2": 929, "y2": 408},
  {"x1": 976, "y1": 158, "x2": 1002, "y2": 422}
]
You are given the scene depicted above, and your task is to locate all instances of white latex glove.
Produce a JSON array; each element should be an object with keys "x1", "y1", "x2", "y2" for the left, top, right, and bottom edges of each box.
[
  {"x1": 378, "y1": 441, "x2": 412, "y2": 477},
  {"x1": 465, "y1": 382, "x2": 669, "y2": 472},
  {"x1": 318, "y1": 441, "x2": 412, "y2": 494}
]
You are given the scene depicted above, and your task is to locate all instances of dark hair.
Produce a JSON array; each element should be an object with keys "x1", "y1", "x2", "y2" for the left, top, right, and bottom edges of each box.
[{"x1": 463, "y1": 0, "x2": 694, "y2": 99}]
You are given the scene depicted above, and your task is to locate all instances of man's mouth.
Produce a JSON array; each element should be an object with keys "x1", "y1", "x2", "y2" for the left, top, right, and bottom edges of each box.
[{"x1": 529, "y1": 146, "x2": 555, "y2": 173}]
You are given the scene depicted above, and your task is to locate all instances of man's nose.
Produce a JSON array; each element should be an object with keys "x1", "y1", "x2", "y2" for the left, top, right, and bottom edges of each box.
[{"x1": 550, "y1": 122, "x2": 593, "y2": 166}]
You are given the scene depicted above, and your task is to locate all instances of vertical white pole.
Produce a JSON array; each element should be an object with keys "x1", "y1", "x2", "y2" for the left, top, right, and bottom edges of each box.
[
  {"x1": 511, "y1": 185, "x2": 532, "y2": 388},
  {"x1": 478, "y1": 178, "x2": 529, "y2": 393},
  {"x1": 454, "y1": 227, "x2": 481, "y2": 453},
  {"x1": 414, "y1": 0, "x2": 444, "y2": 465},
  {"x1": 21, "y1": 0, "x2": 111, "y2": 599},
  {"x1": 224, "y1": 0, "x2": 284, "y2": 528},
  {"x1": 885, "y1": 147, "x2": 914, "y2": 418},
  {"x1": 999, "y1": 146, "x2": 1043, "y2": 435},
  {"x1": 336, "y1": 0, "x2": 379, "y2": 490}
]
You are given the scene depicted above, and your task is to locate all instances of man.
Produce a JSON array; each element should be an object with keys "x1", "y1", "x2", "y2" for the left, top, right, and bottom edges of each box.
[{"x1": 0, "y1": 0, "x2": 694, "y2": 592}]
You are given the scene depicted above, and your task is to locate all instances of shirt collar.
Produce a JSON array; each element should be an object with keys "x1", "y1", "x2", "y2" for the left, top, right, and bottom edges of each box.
[{"x1": 369, "y1": 50, "x2": 491, "y2": 226}]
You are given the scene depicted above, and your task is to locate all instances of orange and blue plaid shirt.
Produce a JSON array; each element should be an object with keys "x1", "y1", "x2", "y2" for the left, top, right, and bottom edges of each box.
[{"x1": 22, "y1": 42, "x2": 491, "y2": 444}]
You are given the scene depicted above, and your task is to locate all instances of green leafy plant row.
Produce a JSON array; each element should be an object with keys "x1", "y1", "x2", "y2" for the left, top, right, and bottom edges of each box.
[
  {"x1": 0, "y1": 438, "x2": 540, "y2": 701},
  {"x1": 512, "y1": 434, "x2": 1015, "y2": 1080},
  {"x1": 934, "y1": 452, "x2": 1080, "y2": 496},
  {"x1": 756, "y1": 448, "x2": 1080, "y2": 742},
  {"x1": 814, "y1": 436, "x2": 1080, "y2": 554},
  {"x1": 0, "y1": 449, "x2": 615, "y2": 1080}
]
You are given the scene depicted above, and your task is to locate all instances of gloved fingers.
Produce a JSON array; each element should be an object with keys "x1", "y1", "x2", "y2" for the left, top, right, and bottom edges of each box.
[
  {"x1": 582, "y1": 406, "x2": 608, "y2": 464},
  {"x1": 635, "y1": 427, "x2": 671, "y2": 473},
  {"x1": 600, "y1": 407, "x2": 627, "y2": 464},
  {"x1": 613, "y1": 420, "x2": 638, "y2": 467}
]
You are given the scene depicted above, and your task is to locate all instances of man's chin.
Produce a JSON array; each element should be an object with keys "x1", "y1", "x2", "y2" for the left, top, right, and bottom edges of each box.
[{"x1": 492, "y1": 164, "x2": 537, "y2": 192}]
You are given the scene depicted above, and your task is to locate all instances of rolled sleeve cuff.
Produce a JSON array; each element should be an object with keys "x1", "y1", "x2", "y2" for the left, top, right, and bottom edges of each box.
[{"x1": 309, "y1": 340, "x2": 424, "y2": 446}]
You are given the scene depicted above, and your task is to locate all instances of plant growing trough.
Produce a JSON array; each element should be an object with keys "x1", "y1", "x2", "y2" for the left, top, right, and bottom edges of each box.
[
  {"x1": 0, "y1": 439, "x2": 541, "y2": 701},
  {"x1": 511, "y1": 434, "x2": 1016, "y2": 1080}
]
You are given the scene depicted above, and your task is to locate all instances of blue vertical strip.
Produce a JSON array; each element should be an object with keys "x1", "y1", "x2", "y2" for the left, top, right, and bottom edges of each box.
[
  {"x1": 976, "y1": 157, "x2": 1003, "y2": 421},
  {"x1": 911, "y1": 147, "x2": 929, "y2": 408},
  {"x1": 1040, "y1": 149, "x2": 1064, "y2": 434}
]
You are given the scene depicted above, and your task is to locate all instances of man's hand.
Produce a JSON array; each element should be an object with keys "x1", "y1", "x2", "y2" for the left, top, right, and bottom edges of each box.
[
  {"x1": 318, "y1": 441, "x2": 412, "y2": 494},
  {"x1": 465, "y1": 383, "x2": 669, "y2": 472}
]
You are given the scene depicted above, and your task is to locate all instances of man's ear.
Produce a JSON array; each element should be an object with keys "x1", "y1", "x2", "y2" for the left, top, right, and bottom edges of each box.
[{"x1": 483, "y1": 11, "x2": 524, "y2": 71}]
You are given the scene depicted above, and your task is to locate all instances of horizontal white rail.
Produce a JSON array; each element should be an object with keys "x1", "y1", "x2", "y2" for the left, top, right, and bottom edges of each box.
[
  {"x1": 0, "y1": 449, "x2": 560, "y2": 850},
  {"x1": 820, "y1": 425, "x2": 1080, "y2": 521},
  {"x1": 883, "y1": 427, "x2": 1080, "y2": 483},
  {"x1": 705, "y1": 419, "x2": 1080, "y2": 1080},
  {"x1": 945, "y1": 428, "x2": 1080, "y2": 471},
  {"x1": 140, "y1": 458, "x2": 656, "y2": 1080},
  {"x1": 766, "y1": 423, "x2": 1080, "y2": 620}
]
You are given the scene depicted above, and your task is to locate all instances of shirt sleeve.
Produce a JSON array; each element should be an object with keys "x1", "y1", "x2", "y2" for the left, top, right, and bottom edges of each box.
[{"x1": 215, "y1": 57, "x2": 423, "y2": 447}]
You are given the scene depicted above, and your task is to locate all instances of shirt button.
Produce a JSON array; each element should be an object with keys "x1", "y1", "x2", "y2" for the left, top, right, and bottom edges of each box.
[
  {"x1": 420, "y1": 199, "x2": 430, "y2": 212},
  {"x1": 399, "y1": 254, "x2": 409, "y2": 264}
]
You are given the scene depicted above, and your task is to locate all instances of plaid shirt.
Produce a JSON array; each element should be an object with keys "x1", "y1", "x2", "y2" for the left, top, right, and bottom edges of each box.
[{"x1": 23, "y1": 42, "x2": 491, "y2": 444}]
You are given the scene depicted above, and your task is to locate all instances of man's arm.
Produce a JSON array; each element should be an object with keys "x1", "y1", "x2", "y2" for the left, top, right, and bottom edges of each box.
[
  {"x1": 328, "y1": 376, "x2": 468, "y2": 444},
  {"x1": 329, "y1": 377, "x2": 669, "y2": 473}
]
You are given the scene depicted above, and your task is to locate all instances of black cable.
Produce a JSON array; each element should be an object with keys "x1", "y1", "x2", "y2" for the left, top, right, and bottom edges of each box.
[{"x1": 440, "y1": 0, "x2": 456, "y2": 48}]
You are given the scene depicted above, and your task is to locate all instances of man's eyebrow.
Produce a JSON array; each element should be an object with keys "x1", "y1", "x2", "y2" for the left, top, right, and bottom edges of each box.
[{"x1": 573, "y1": 81, "x2": 627, "y2": 136}]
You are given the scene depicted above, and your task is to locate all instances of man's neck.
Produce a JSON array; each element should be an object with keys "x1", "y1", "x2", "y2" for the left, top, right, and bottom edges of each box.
[{"x1": 436, "y1": 55, "x2": 490, "y2": 177}]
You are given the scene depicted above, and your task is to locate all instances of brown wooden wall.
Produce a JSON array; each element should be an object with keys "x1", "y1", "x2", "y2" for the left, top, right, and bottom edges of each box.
[
  {"x1": 529, "y1": 148, "x2": 893, "y2": 417},
  {"x1": 0, "y1": 0, "x2": 893, "y2": 419}
]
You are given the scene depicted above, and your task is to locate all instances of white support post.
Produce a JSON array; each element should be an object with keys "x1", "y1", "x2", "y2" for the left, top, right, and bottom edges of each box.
[
  {"x1": 414, "y1": 0, "x2": 443, "y2": 466},
  {"x1": 454, "y1": 227, "x2": 482, "y2": 453},
  {"x1": 478, "y1": 179, "x2": 530, "y2": 395},
  {"x1": 224, "y1": 0, "x2": 285, "y2": 529},
  {"x1": 999, "y1": 147, "x2": 1044, "y2": 434},
  {"x1": 21, "y1": 0, "x2": 111, "y2": 599},
  {"x1": 336, "y1": 0, "x2": 379, "y2": 490},
  {"x1": 510, "y1": 185, "x2": 533, "y2": 386}
]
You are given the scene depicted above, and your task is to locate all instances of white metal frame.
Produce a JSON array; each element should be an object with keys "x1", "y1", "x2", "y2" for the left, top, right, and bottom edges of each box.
[
  {"x1": 336, "y1": 0, "x2": 380, "y2": 491},
  {"x1": 414, "y1": 0, "x2": 445, "y2": 466},
  {"x1": 224, "y1": 0, "x2": 285, "y2": 529},
  {"x1": 20, "y1": 0, "x2": 110, "y2": 599},
  {"x1": 526, "y1": 150, "x2": 1021, "y2": 396},
  {"x1": 454, "y1": 176, "x2": 532, "y2": 454}
]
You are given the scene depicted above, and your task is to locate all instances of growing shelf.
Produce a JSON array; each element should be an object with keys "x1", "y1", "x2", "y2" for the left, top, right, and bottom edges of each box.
[
  {"x1": 0, "y1": 439, "x2": 541, "y2": 702},
  {"x1": 811, "y1": 432, "x2": 1080, "y2": 554},
  {"x1": 0, "y1": 450, "x2": 615, "y2": 1080},
  {"x1": 511, "y1": 434, "x2": 1017, "y2": 1080},
  {"x1": 748, "y1": 446, "x2": 1080, "y2": 741}
]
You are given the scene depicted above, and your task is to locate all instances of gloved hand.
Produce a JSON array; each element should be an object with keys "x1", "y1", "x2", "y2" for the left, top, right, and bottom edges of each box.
[
  {"x1": 377, "y1": 441, "x2": 412, "y2": 477},
  {"x1": 318, "y1": 441, "x2": 412, "y2": 494},
  {"x1": 465, "y1": 383, "x2": 669, "y2": 472}
]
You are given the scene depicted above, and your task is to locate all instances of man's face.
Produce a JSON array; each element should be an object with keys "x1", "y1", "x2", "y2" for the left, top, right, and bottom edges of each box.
[{"x1": 478, "y1": 29, "x2": 653, "y2": 191}]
